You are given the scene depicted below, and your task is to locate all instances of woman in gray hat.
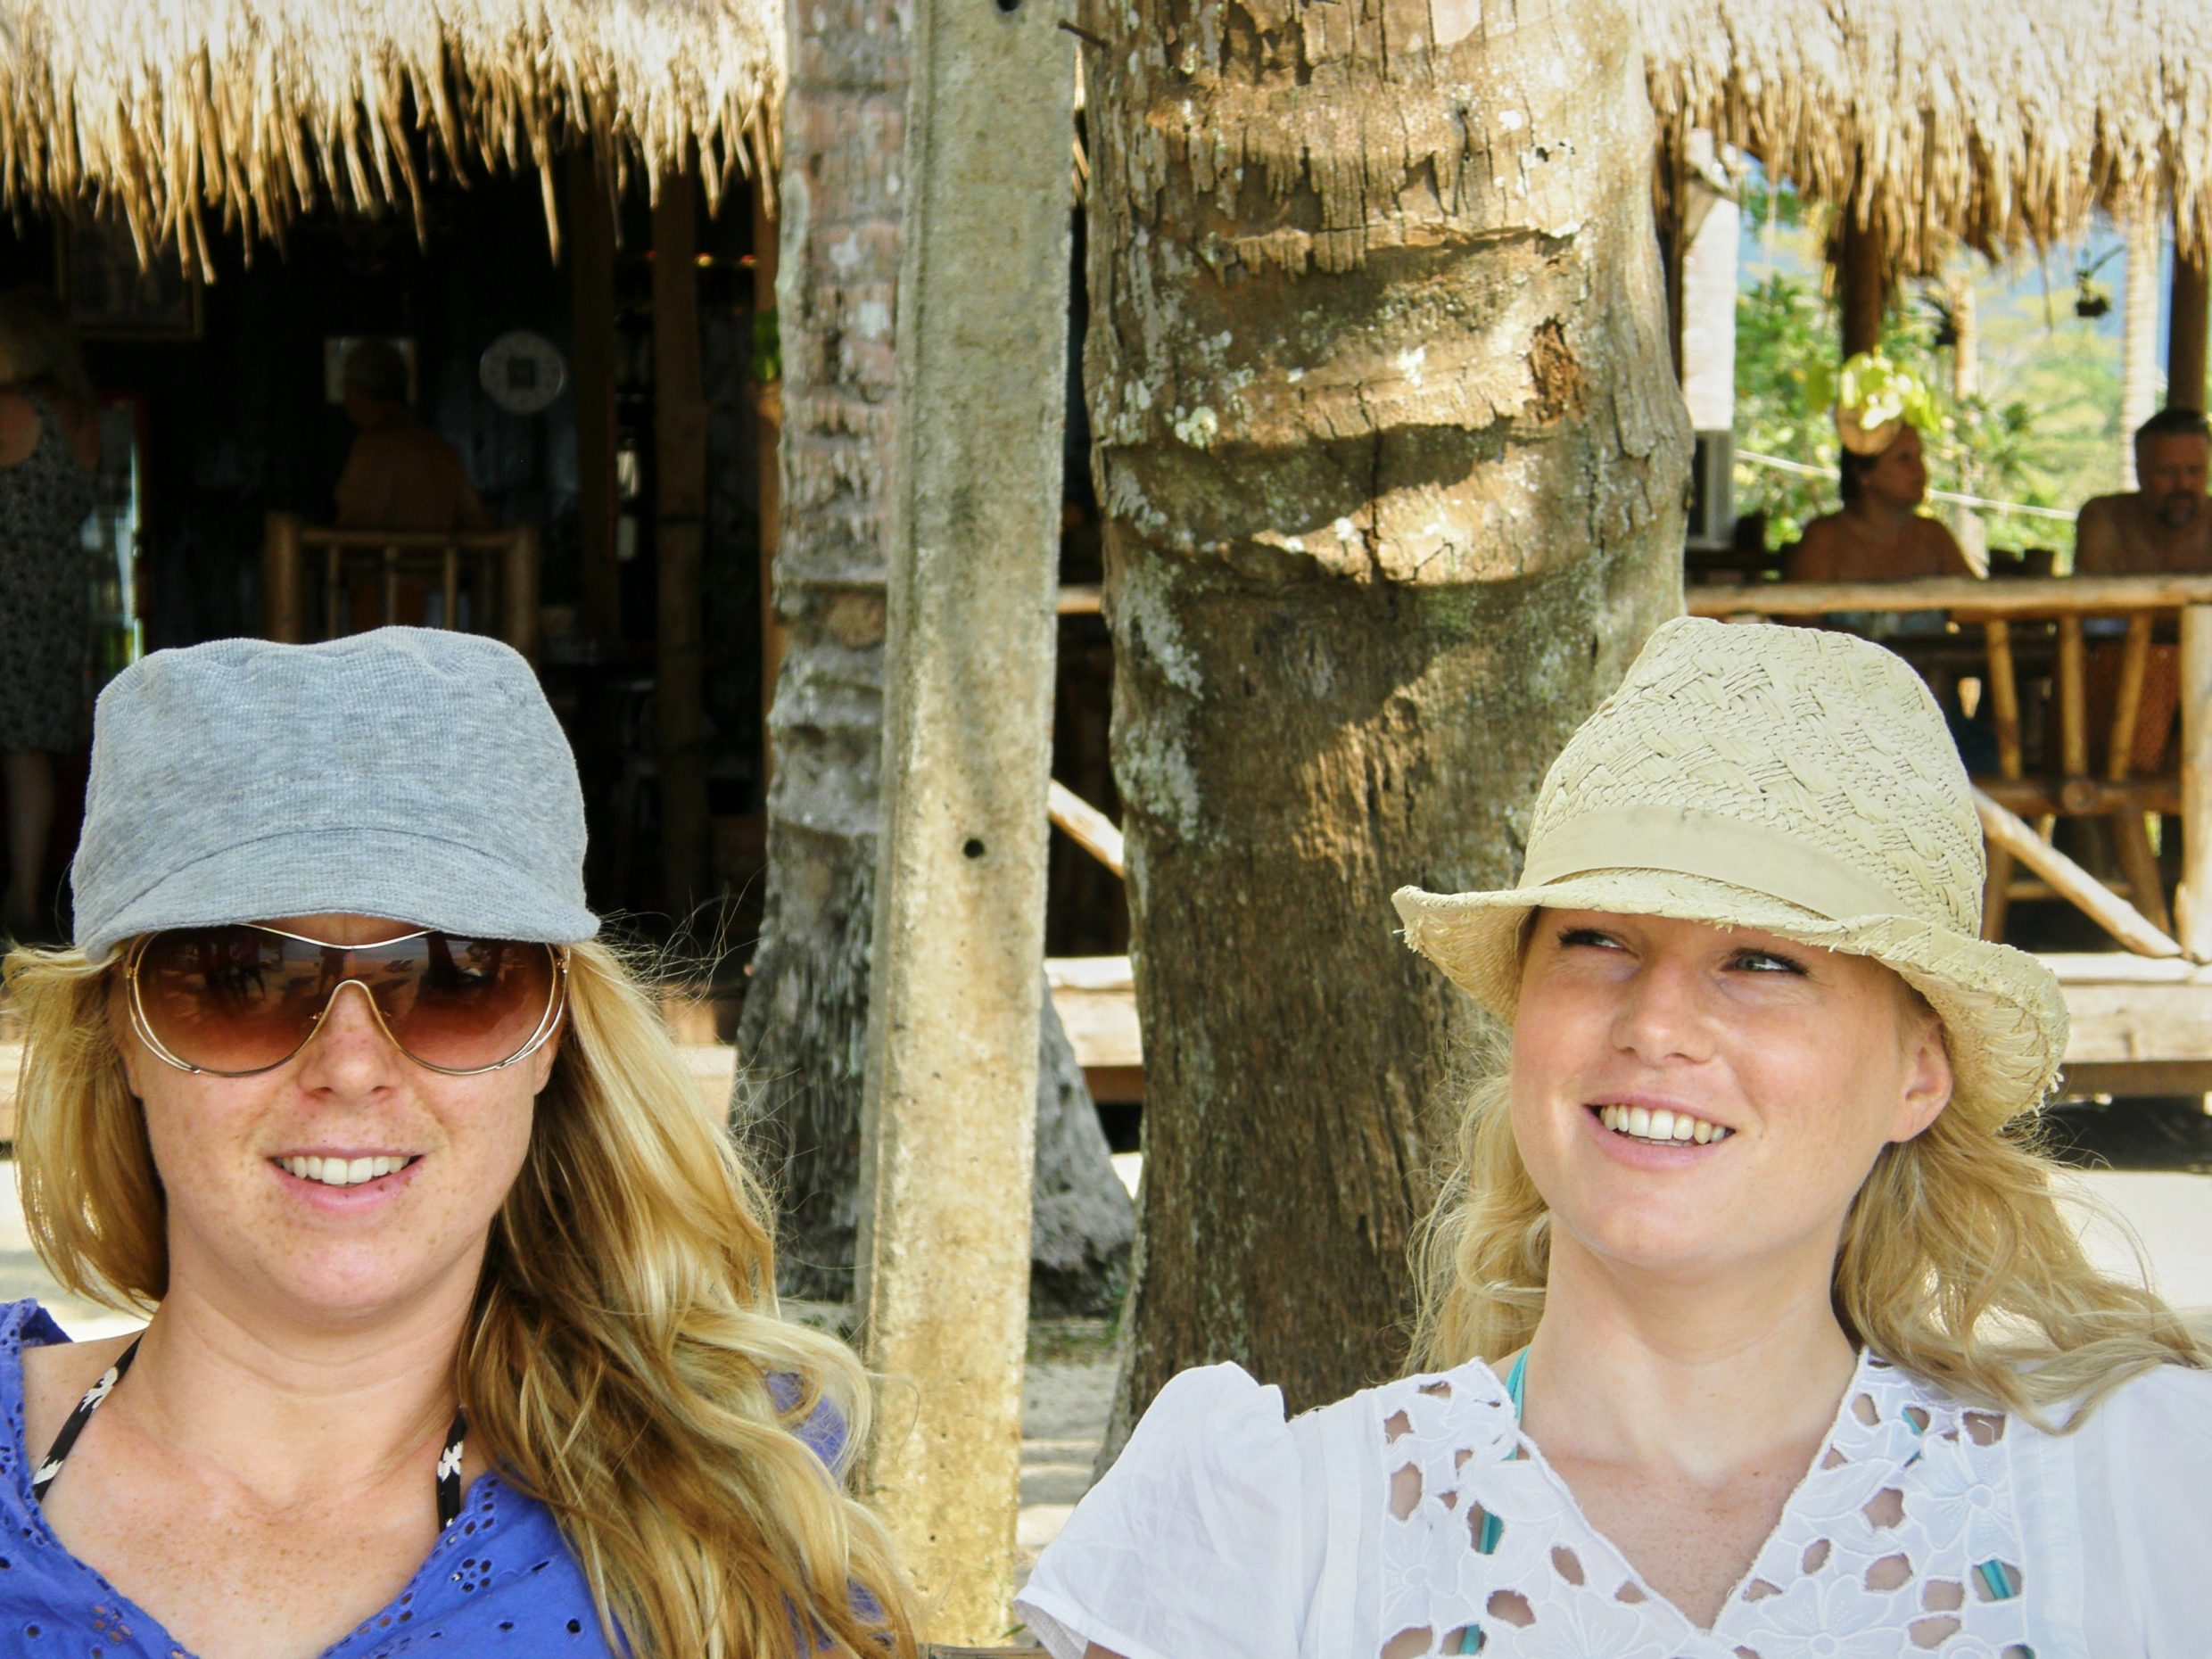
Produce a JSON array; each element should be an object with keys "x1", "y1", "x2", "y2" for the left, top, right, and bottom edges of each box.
[
  {"x1": 1019, "y1": 617, "x2": 2212, "y2": 1657},
  {"x1": 0, "y1": 629, "x2": 915, "y2": 1656}
]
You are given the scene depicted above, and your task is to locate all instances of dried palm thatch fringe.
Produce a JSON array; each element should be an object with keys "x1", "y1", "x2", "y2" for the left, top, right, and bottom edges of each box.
[
  {"x1": 1640, "y1": 0, "x2": 2212, "y2": 268},
  {"x1": 0, "y1": 0, "x2": 781, "y2": 276}
]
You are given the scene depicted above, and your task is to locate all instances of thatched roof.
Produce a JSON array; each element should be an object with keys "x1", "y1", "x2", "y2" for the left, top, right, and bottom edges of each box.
[
  {"x1": 0, "y1": 0, "x2": 781, "y2": 274},
  {"x1": 1641, "y1": 0, "x2": 2212, "y2": 267}
]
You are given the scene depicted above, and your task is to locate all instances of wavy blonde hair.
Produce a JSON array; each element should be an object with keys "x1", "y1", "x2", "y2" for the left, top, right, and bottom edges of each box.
[
  {"x1": 9, "y1": 939, "x2": 918, "y2": 1657},
  {"x1": 1412, "y1": 1030, "x2": 2208, "y2": 1430}
]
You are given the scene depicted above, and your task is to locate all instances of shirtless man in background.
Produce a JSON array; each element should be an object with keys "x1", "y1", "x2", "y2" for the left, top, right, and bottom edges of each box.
[{"x1": 2076, "y1": 407, "x2": 2212, "y2": 574}]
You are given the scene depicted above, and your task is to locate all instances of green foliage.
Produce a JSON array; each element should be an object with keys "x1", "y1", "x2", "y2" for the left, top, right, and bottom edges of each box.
[{"x1": 1734, "y1": 207, "x2": 2125, "y2": 557}]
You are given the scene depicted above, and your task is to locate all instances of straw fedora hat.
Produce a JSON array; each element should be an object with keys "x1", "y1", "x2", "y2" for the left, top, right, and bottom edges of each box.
[{"x1": 1391, "y1": 616, "x2": 2067, "y2": 1124}]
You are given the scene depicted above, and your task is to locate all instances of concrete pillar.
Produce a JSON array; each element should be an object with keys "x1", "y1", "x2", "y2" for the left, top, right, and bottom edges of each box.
[{"x1": 853, "y1": 0, "x2": 1077, "y2": 1638}]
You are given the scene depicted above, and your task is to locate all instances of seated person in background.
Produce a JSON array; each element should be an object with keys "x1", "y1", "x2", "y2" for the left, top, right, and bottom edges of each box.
[
  {"x1": 1785, "y1": 365, "x2": 1974, "y2": 584},
  {"x1": 335, "y1": 338, "x2": 491, "y2": 533},
  {"x1": 2076, "y1": 406, "x2": 2212, "y2": 574}
]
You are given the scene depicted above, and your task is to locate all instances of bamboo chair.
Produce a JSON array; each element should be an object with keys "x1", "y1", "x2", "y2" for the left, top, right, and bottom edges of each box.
[
  {"x1": 1973, "y1": 611, "x2": 2178, "y2": 942},
  {"x1": 262, "y1": 511, "x2": 541, "y2": 663}
]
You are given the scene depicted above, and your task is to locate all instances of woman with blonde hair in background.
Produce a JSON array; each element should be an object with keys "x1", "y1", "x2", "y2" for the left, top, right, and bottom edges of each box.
[
  {"x1": 1, "y1": 627, "x2": 915, "y2": 1656},
  {"x1": 1019, "y1": 617, "x2": 2211, "y2": 1656},
  {"x1": 0, "y1": 286, "x2": 100, "y2": 941}
]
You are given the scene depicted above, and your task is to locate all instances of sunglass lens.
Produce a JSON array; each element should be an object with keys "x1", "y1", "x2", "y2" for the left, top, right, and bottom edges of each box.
[
  {"x1": 136, "y1": 927, "x2": 326, "y2": 1073},
  {"x1": 374, "y1": 937, "x2": 557, "y2": 1070}
]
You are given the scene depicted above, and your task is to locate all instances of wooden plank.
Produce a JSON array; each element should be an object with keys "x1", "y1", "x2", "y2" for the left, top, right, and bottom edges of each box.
[
  {"x1": 565, "y1": 145, "x2": 622, "y2": 641},
  {"x1": 1047, "y1": 780, "x2": 1125, "y2": 878},
  {"x1": 1980, "y1": 619, "x2": 2021, "y2": 939},
  {"x1": 502, "y1": 525, "x2": 541, "y2": 663},
  {"x1": 1690, "y1": 574, "x2": 2212, "y2": 618},
  {"x1": 2055, "y1": 614, "x2": 2088, "y2": 777},
  {"x1": 653, "y1": 163, "x2": 712, "y2": 917},
  {"x1": 1973, "y1": 788, "x2": 2181, "y2": 957},
  {"x1": 2062, "y1": 978, "x2": 2212, "y2": 1062},
  {"x1": 2181, "y1": 606, "x2": 2212, "y2": 958},
  {"x1": 2059, "y1": 1059, "x2": 2212, "y2": 1097},
  {"x1": 1045, "y1": 954, "x2": 1134, "y2": 993},
  {"x1": 1057, "y1": 583, "x2": 1103, "y2": 615}
]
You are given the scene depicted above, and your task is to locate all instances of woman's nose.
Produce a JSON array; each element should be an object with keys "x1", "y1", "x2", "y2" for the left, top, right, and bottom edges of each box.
[
  {"x1": 292, "y1": 981, "x2": 409, "y2": 1086},
  {"x1": 1608, "y1": 959, "x2": 1717, "y2": 1065}
]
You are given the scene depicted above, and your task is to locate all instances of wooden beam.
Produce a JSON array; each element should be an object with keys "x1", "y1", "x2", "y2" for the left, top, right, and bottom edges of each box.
[
  {"x1": 565, "y1": 146, "x2": 622, "y2": 641},
  {"x1": 2171, "y1": 235, "x2": 2209, "y2": 415},
  {"x1": 1974, "y1": 788, "x2": 2182, "y2": 957},
  {"x1": 1837, "y1": 202, "x2": 1887, "y2": 358},
  {"x1": 654, "y1": 164, "x2": 713, "y2": 918},
  {"x1": 263, "y1": 511, "x2": 305, "y2": 641},
  {"x1": 1047, "y1": 779, "x2": 1124, "y2": 878},
  {"x1": 2178, "y1": 605, "x2": 2212, "y2": 957},
  {"x1": 1690, "y1": 574, "x2": 2212, "y2": 618}
]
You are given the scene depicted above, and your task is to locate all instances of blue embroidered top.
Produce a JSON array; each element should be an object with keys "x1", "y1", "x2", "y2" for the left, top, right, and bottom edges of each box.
[{"x1": 0, "y1": 1299, "x2": 846, "y2": 1658}]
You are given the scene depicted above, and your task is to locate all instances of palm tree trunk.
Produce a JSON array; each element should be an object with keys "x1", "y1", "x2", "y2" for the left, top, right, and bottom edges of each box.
[
  {"x1": 1084, "y1": 0, "x2": 1692, "y2": 1427},
  {"x1": 736, "y1": 5, "x2": 1130, "y2": 1308}
]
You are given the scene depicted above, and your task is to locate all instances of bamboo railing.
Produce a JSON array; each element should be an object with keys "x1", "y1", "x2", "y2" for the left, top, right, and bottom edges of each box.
[
  {"x1": 1691, "y1": 574, "x2": 2212, "y2": 961},
  {"x1": 263, "y1": 512, "x2": 541, "y2": 663}
]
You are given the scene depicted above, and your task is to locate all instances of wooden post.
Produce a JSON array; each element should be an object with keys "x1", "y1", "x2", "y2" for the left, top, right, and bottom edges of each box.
[
  {"x1": 654, "y1": 163, "x2": 713, "y2": 920},
  {"x1": 503, "y1": 524, "x2": 542, "y2": 664},
  {"x1": 263, "y1": 511, "x2": 304, "y2": 641},
  {"x1": 853, "y1": 0, "x2": 1075, "y2": 1635},
  {"x1": 565, "y1": 146, "x2": 622, "y2": 641},
  {"x1": 2121, "y1": 202, "x2": 2161, "y2": 487},
  {"x1": 2172, "y1": 234, "x2": 2210, "y2": 415},
  {"x1": 752, "y1": 184, "x2": 786, "y2": 796},
  {"x1": 2178, "y1": 605, "x2": 2212, "y2": 959},
  {"x1": 1837, "y1": 201, "x2": 1888, "y2": 357}
]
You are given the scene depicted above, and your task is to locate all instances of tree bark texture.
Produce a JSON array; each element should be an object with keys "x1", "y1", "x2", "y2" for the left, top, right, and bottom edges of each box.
[
  {"x1": 736, "y1": 2, "x2": 1130, "y2": 1309},
  {"x1": 1082, "y1": 0, "x2": 1692, "y2": 1426}
]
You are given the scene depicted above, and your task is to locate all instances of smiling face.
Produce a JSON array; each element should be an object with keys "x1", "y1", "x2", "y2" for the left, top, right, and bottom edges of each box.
[
  {"x1": 113, "y1": 912, "x2": 557, "y2": 1328},
  {"x1": 1508, "y1": 909, "x2": 1952, "y2": 1292}
]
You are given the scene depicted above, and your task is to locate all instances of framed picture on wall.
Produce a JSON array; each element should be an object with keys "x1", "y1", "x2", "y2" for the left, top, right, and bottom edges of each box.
[{"x1": 55, "y1": 207, "x2": 204, "y2": 340}]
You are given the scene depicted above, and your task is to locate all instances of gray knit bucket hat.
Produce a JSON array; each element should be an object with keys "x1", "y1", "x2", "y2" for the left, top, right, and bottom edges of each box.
[
  {"x1": 71, "y1": 628, "x2": 598, "y2": 962},
  {"x1": 1392, "y1": 616, "x2": 2068, "y2": 1125}
]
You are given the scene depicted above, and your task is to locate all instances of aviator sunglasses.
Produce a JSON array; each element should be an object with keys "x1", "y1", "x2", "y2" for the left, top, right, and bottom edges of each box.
[{"x1": 124, "y1": 924, "x2": 567, "y2": 1077}]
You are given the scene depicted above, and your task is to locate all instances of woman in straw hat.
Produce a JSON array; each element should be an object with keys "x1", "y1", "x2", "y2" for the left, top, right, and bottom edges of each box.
[
  {"x1": 1017, "y1": 617, "x2": 2211, "y2": 1656},
  {"x1": 0, "y1": 629, "x2": 916, "y2": 1656}
]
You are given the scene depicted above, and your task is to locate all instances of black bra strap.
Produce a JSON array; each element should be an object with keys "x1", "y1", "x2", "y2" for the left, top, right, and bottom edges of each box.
[
  {"x1": 29, "y1": 1335, "x2": 139, "y2": 1502},
  {"x1": 31, "y1": 1334, "x2": 469, "y2": 1530}
]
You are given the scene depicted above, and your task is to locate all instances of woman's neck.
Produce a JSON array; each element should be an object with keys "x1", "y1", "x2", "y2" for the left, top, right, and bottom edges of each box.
[
  {"x1": 1517, "y1": 1235, "x2": 1858, "y2": 1488},
  {"x1": 1846, "y1": 495, "x2": 1920, "y2": 536},
  {"x1": 112, "y1": 1275, "x2": 471, "y2": 1509}
]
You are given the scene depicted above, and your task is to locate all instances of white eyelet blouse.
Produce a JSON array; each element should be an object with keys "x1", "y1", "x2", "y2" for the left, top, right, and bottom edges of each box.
[{"x1": 1016, "y1": 1350, "x2": 2212, "y2": 1658}]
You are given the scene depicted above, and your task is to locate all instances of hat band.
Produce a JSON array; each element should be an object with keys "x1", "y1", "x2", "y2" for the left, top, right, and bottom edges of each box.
[{"x1": 1519, "y1": 805, "x2": 1913, "y2": 923}]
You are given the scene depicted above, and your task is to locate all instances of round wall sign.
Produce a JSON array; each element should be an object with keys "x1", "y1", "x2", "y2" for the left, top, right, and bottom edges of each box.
[{"x1": 480, "y1": 330, "x2": 568, "y2": 415}]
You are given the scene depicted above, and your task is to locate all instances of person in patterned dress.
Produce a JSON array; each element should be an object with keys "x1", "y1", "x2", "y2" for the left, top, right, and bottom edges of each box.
[
  {"x1": 1019, "y1": 617, "x2": 2212, "y2": 1658},
  {"x1": 0, "y1": 287, "x2": 97, "y2": 941}
]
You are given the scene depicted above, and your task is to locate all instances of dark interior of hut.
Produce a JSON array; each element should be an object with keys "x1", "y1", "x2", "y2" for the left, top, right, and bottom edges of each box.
[{"x1": 0, "y1": 163, "x2": 1127, "y2": 1002}]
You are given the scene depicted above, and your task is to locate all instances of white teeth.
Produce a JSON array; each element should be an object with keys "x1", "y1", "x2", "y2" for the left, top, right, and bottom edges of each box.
[
  {"x1": 1595, "y1": 1104, "x2": 1730, "y2": 1146},
  {"x1": 279, "y1": 1154, "x2": 409, "y2": 1187}
]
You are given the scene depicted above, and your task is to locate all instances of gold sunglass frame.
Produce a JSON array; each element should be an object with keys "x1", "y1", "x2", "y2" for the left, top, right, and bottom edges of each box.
[{"x1": 124, "y1": 923, "x2": 569, "y2": 1078}]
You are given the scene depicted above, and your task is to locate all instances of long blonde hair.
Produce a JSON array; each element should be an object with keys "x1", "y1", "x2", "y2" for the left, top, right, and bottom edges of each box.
[
  {"x1": 1412, "y1": 1044, "x2": 2208, "y2": 1429},
  {"x1": 9, "y1": 939, "x2": 918, "y2": 1657}
]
